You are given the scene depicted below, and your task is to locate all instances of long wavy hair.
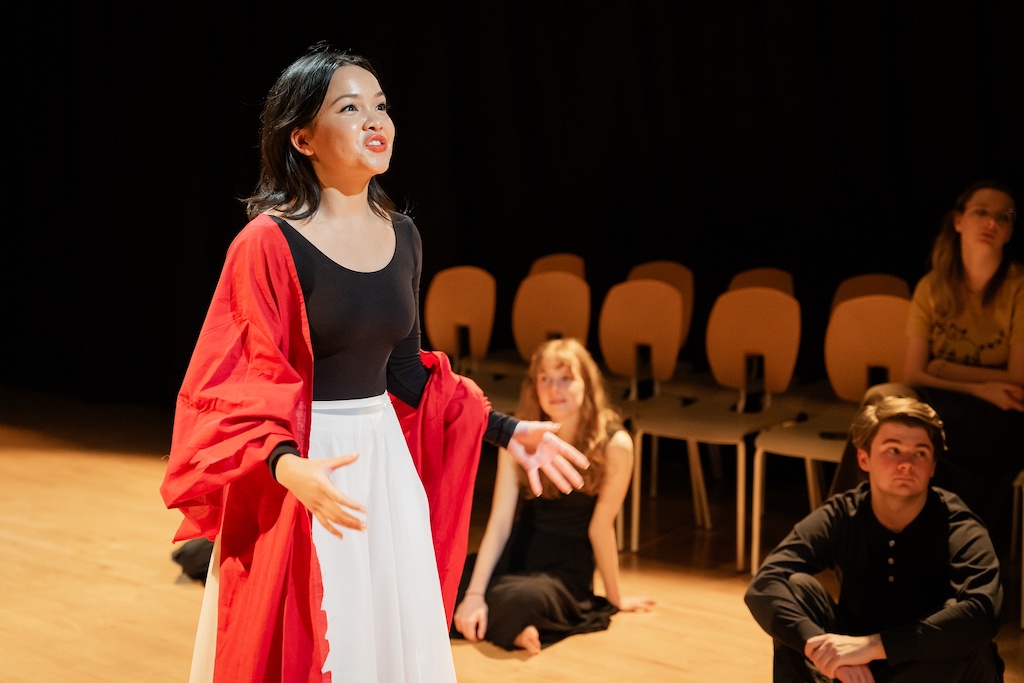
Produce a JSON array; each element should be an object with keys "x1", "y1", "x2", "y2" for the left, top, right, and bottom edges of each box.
[
  {"x1": 513, "y1": 338, "x2": 624, "y2": 498},
  {"x1": 926, "y1": 179, "x2": 1017, "y2": 316},
  {"x1": 242, "y1": 42, "x2": 397, "y2": 221}
]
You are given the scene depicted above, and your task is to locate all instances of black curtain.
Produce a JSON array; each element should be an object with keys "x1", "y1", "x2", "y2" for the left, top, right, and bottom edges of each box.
[{"x1": 7, "y1": 0, "x2": 1022, "y2": 412}]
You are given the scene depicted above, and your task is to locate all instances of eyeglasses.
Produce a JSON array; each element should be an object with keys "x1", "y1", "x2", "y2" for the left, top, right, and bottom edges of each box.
[{"x1": 965, "y1": 206, "x2": 1016, "y2": 226}]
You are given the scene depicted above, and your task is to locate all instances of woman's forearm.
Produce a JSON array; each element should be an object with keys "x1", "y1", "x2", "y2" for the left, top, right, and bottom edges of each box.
[
  {"x1": 928, "y1": 358, "x2": 1014, "y2": 384},
  {"x1": 590, "y1": 525, "x2": 622, "y2": 606}
]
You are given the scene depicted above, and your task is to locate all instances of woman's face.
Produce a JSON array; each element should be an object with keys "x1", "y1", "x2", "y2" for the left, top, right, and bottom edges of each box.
[
  {"x1": 534, "y1": 357, "x2": 586, "y2": 422},
  {"x1": 293, "y1": 65, "x2": 395, "y2": 183},
  {"x1": 954, "y1": 188, "x2": 1015, "y2": 252}
]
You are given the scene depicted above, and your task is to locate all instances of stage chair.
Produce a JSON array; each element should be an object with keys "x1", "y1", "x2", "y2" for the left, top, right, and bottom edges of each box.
[
  {"x1": 626, "y1": 260, "x2": 695, "y2": 358},
  {"x1": 422, "y1": 265, "x2": 521, "y2": 413},
  {"x1": 527, "y1": 252, "x2": 586, "y2": 279},
  {"x1": 597, "y1": 278, "x2": 686, "y2": 551},
  {"x1": 627, "y1": 286, "x2": 802, "y2": 571},
  {"x1": 423, "y1": 265, "x2": 496, "y2": 376},
  {"x1": 831, "y1": 272, "x2": 910, "y2": 311},
  {"x1": 510, "y1": 270, "x2": 591, "y2": 361},
  {"x1": 749, "y1": 294, "x2": 912, "y2": 574},
  {"x1": 477, "y1": 270, "x2": 593, "y2": 414},
  {"x1": 728, "y1": 266, "x2": 794, "y2": 296}
]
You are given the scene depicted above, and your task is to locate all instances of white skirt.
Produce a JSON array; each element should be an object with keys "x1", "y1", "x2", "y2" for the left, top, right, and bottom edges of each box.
[{"x1": 309, "y1": 394, "x2": 456, "y2": 682}]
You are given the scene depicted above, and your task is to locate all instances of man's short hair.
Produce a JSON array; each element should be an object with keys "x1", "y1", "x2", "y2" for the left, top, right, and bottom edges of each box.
[{"x1": 849, "y1": 395, "x2": 947, "y2": 455}]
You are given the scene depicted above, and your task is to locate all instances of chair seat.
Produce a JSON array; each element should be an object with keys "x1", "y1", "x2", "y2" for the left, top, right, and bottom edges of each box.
[
  {"x1": 634, "y1": 392, "x2": 801, "y2": 443},
  {"x1": 629, "y1": 391, "x2": 803, "y2": 571},
  {"x1": 752, "y1": 402, "x2": 858, "y2": 459}
]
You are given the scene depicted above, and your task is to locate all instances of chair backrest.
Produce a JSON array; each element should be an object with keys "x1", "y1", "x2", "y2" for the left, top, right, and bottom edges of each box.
[
  {"x1": 598, "y1": 279, "x2": 684, "y2": 384},
  {"x1": 705, "y1": 286, "x2": 801, "y2": 395},
  {"x1": 528, "y1": 252, "x2": 586, "y2": 279},
  {"x1": 824, "y1": 294, "x2": 911, "y2": 401},
  {"x1": 728, "y1": 267, "x2": 795, "y2": 296},
  {"x1": 422, "y1": 265, "x2": 496, "y2": 364},
  {"x1": 831, "y1": 273, "x2": 911, "y2": 311},
  {"x1": 627, "y1": 260, "x2": 694, "y2": 351},
  {"x1": 511, "y1": 271, "x2": 591, "y2": 361}
]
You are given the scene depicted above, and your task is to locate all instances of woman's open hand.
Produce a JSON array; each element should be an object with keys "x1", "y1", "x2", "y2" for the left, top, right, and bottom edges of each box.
[
  {"x1": 274, "y1": 453, "x2": 367, "y2": 539},
  {"x1": 506, "y1": 421, "x2": 590, "y2": 496}
]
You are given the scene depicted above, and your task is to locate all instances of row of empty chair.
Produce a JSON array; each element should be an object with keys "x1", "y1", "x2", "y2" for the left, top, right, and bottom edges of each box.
[{"x1": 422, "y1": 254, "x2": 913, "y2": 572}]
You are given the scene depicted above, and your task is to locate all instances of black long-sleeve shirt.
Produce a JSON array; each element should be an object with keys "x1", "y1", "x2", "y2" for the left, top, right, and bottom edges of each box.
[{"x1": 745, "y1": 482, "x2": 1003, "y2": 665}]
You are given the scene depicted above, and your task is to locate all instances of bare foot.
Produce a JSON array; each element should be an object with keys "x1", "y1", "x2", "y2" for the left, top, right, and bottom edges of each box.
[{"x1": 513, "y1": 625, "x2": 541, "y2": 655}]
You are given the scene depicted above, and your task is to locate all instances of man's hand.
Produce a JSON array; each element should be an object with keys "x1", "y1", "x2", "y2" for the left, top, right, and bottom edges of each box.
[
  {"x1": 834, "y1": 664, "x2": 876, "y2": 683},
  {"x1": 804, "y1": 633, "x2": 885, "y2": 679},
  {"x1": 506, "y1": 422, "x2": 590, "y2": 496}
]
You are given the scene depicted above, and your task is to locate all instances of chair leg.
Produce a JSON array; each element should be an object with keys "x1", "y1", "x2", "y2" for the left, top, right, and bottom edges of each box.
[
  {"x1": 708, "y1": 443, "x2": 724, "y2": 480},
  {"x1": 686, "y1": 440, "x2": 712, "y2": 529},
  {"x1": 735, "y1": 441, "x2": 747, "y2": 573},
  {"x1": 805, "y1": 458, "x2": 823, "y2": 510},
  {"x1": 1015, "y1": 476, "x2": 1024, "y2": 630},
  {"x1": 616, "y1": 509, "x2": 624, "y2": 551},
  {"x1": 1012, "y1": 482, "x2": 1021, "y2": 562},
  {"x1": 650, "y1": 435, "x2": 659, "y2": 498},
  {"x1": 751, "y1": 446, "x2": 767, "y2": 576},
  {"x1": 630, "y1": 428, "x2": 644, "y2": 552}
]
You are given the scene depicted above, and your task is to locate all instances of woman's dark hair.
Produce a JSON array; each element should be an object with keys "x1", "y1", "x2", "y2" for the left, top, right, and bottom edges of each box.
[
  {"x1": 927, "y1": 179, "x2": 1017, "y2": 315},
  {"x1": 242, "y1": 42, "x2": 397, "y2": 221}
]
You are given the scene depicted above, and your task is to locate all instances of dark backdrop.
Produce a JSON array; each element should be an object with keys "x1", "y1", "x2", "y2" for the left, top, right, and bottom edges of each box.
[{"x1": 7, "y1": 1, "x2": 1023, "y2": 415}]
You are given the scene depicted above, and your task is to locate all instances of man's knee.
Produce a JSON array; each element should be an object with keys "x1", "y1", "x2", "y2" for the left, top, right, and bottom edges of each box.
[{"x1": 787, "y1": 573, "x2": 836, "y2": 629}]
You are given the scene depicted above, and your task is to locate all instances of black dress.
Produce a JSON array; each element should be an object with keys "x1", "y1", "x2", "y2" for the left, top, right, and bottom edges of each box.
[{"x1": 451, "y1": 488, "x2": 619, "y2": 650}]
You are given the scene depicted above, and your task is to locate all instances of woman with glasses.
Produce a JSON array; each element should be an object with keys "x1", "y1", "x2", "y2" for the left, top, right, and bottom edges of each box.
[{"x1": 831, "y1": 179, "x2": 1023, "y2": 554}]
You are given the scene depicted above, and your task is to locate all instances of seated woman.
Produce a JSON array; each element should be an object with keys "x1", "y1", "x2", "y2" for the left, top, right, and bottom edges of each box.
[
  {"x1": 830, "y1": 179, "x2": 1024, "y2": 553},
  {"x1": 451, "y1": 338, "x2": 654, "y2": 654}
]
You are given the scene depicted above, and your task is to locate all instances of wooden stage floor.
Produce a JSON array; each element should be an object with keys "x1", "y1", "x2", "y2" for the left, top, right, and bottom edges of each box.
[{"x1": 0, "y1": 386, "x2": 1020, "y2": 682}]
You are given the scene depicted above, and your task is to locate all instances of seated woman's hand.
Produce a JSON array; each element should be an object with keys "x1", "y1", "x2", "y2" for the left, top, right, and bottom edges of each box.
[
  {"x1": 506, "y1": 421, "x2": 590, "y2": 496},
  {"x1": 453, "y1": 594, "x2": 489, "y2": 642},
  {"x1": 616, "y1": 595, "x2": 656, "y2": 613},
  {"x1": 974, "y1": 381, "x2": 1024, "y2": 411}
]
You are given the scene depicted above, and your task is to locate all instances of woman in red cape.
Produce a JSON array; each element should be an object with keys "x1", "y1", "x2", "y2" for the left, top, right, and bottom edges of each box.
[{"x1": 160, "y1": 43, "x2": 588, "y2": 683}]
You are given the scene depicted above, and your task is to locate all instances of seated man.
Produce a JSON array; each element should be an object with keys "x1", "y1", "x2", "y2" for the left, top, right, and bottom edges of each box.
[{"x1": 745, "y1": 396, "x2": 1005, "y2": 682}]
